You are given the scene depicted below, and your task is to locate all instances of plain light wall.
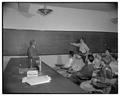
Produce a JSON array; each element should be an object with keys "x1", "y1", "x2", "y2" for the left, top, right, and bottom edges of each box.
[{"x1": 3, "y1": 3, "x2": 117, "y2": 32}]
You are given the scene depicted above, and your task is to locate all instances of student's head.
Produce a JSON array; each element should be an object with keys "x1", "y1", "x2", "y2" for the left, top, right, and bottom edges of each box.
[
  {"x1": 29, "y1": 40, "x2": 36, "y2": 47},
  {"x1": 80, "y1": 38, "x2": 84, "y2": 43},
  {"x1": 88, "y1": 54, "x2": 94, "y2": 63},
  {"x1": 69, "y1": 51, "x2": 74, "y2": 57},
  {"x1": 105, "y1": 48, "x2": 111, "y2": 55}
]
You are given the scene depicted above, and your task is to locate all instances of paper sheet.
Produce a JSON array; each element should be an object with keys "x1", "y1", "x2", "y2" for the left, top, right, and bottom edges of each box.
[{"x1": 22, "y1": 75, "x2": 51, "y2": 85}]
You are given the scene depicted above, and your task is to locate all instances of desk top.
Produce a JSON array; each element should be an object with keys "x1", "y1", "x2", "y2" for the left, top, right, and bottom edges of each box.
[{"x1": 3, "y1": 58, "x2": 86, "y2": 94}]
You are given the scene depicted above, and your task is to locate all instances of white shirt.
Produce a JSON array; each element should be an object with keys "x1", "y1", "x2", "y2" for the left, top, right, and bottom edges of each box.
[
  {"x1": 64, "y1": 58, "x2": 74, "y2": 68},
  {"x1": 93, "y1": 58, "x2": 101, "y2": 68},
  {"x1": 109, "y1": 61, "x2": 118, "y2": 73},
  {"x1": 79, "y1": 42, "x2": 89, "y2": 54},
  {"x1": 71, "y1": 58, "x2": 85, "y2": 71}
]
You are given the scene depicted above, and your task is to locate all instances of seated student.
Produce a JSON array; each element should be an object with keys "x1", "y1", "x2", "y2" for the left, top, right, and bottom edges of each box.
[
  {"x1": 109, "y1": 54, "x2": 118, "y2": 76},
  {"x1": 64, "y1": 51, "x2": 85, "y2": 72},
  {"x1": 54, "y1": 51, "x2": 75, "y2": 77},
  {"x1": 70, "y1": 57, "x2": 85, "y2": 72},
  {"x1": 55, "y1": 51, "x2": 85, "y2": 78},
  {"x1": 27, "y1": 40, "x2": 39, "y2": 68},
  {"x1": 80, "y1": 57, "x2": 117, "y2": 94},
  {"x1": 102, "y1": 48, "x2": 117, "y2": 75},
  {"x1": 102, "y1": 48, "x2": 115, "y2": 65},
  {"x1": 93, "y1": 53, "x2": 102, "y2": 68},
  {"x1": 63, "y1": 51, "x2": 75, "y2": 68},
  {"x1": 69, "y1": 54, "x2": 95, "y2": 85},
  {"x1": 91, "y1": 58, "x2": 117, "y2": 93}
]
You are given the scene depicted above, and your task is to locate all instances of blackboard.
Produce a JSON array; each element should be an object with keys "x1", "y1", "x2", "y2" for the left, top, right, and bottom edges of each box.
[{"x1": 3, "y1": 29, "x2": 118, "y2": 56}]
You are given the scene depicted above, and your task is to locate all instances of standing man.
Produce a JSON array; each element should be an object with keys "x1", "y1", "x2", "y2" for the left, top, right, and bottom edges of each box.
[
  {"x1": 70, "y1": 38, "x2": 90, "y2": 62},
  {"x1": 27, "y1": 40, "x2": 38, "y2": 68}
]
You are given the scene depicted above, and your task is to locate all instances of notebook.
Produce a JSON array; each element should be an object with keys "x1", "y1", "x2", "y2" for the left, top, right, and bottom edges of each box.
[{"x1": 22, "y1": 75, "x2": 51, "y2": 86}]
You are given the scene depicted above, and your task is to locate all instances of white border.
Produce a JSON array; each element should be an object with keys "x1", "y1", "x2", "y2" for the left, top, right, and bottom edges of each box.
[{"x1": 1, "y1": 0, "x2": 119, "y2": 96}]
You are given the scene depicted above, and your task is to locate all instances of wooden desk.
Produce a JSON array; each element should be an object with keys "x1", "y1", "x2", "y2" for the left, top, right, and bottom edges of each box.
[{"x1": 3, "y1": 58, "x2": 86, "y2": 94}]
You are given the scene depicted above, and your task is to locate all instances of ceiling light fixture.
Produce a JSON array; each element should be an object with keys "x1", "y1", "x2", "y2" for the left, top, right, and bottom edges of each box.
[{"x1": 37, "y1": 3, "x2": 53, "y2": 16}]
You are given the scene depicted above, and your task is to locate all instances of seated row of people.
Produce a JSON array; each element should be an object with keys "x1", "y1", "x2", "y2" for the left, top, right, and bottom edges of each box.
[
  {"x1": 79, "y1": 52, "x2": 117, "y2": 93},
  {"x1": 55, "y1": 49, "x2": 118, "y2": 93}
]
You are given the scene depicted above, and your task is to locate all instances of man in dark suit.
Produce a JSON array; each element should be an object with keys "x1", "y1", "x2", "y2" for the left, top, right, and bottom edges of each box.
[{"x1": 27, "y1": 40, "x2": 38, "y2": 68}]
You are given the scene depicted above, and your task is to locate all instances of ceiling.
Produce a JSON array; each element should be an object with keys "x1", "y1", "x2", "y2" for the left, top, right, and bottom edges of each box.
[
  {"x1": 3, "y1": 2, "x2": 118, "y2": 12},
  {"x1": 34, "y1": 2, "x2": 118, "y2": 12}
]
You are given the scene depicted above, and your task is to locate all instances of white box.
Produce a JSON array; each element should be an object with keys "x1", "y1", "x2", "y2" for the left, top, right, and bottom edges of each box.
[{"x1": 27, "y1": 70, "x2": 38, "y2": 77}]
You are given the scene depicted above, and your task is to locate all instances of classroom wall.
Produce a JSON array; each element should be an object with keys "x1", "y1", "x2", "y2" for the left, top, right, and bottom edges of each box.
[
  {"x1": 3, "y1": 29, "x2": 118, "y2": 56},
  {"x1": 3, "y1": 3, "x2": 117, "y2": 32}
]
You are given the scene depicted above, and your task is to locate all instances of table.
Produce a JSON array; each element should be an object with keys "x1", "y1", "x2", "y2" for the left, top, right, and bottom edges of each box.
[{"x1": 3, "y1": 58, "x2": 86, "y2": 94}]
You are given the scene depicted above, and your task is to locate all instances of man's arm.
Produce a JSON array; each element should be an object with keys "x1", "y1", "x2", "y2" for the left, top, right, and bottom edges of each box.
[{"x1": 70, "y1": 43, "x2": 80, "y2": 47}]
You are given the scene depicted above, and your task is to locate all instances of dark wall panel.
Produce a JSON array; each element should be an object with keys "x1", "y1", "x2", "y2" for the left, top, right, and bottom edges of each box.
[{"x1": 3, "y1": 29, "x2": 118, "y2": 56}]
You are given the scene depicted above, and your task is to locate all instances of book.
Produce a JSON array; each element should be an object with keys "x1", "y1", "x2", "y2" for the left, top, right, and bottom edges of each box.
[{"x1": 22, "y1": 75, "x2": 51, "y2": 86}]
